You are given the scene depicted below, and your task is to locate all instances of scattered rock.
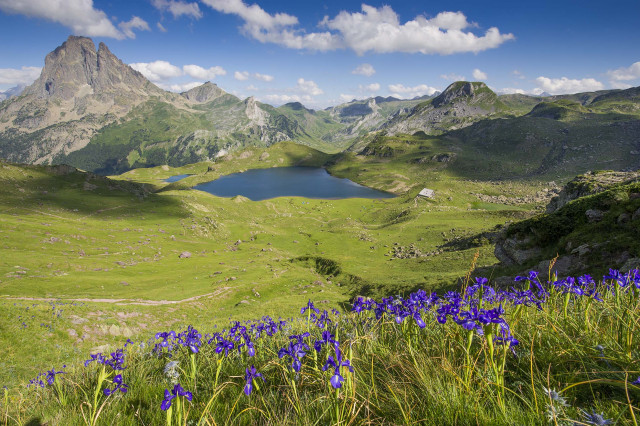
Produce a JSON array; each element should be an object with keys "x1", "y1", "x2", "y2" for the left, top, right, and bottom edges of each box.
[
  {"x1": 621, "y1": 258, "x2": 640, "y2": 272},
  {"x1": 179, "y1": 251, "x2": 192, "y2": 258},
  {"x1": 618, "y1": 213, "x2": 631, "y2": 224},
  {"x1": 259, "y1": 152, "x2": 270, "y2": 161},
  {"x1": 585, "y1": 209, "x2": 604, "y2": 223}
]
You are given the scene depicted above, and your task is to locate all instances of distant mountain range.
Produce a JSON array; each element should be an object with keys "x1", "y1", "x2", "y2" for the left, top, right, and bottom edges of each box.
[
  {"x1": 0, "y1": 85, "x2": 25, "y2": 101},
  {"x1": 1, "y1": 36, "x2": 639, "y2": 175}
]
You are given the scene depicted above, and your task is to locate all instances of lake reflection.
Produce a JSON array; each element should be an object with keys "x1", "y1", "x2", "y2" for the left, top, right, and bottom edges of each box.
[
  {"x1": 192, "y1": 167, "x2": 395, "y2": 201},
  {"x1": 164, "y1": 174, "x2": 191, "y2": 183}
]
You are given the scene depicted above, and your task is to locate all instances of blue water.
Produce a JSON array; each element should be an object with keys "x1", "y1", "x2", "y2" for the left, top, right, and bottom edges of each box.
[
  {"x1": 193, "y1": 167, "x2": 395, "y2": 201},
  {"x1": 164, "y1": 174, "x2": 192, "y2": 183}
]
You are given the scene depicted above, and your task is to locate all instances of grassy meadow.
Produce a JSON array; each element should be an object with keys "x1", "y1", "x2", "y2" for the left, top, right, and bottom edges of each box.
[{"x1": 3, "y1": 140, "x2": 633, "y2": 424}]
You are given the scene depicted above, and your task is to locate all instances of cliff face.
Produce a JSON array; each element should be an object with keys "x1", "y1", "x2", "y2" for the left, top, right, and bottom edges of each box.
[
  {"x1": 382, "y1": 82, "x2": 504, "y2": 135},
  {"x1": 23, "y1": 36, "x2": 153, "y2": 100},
  {"x1": 0, "y1": 36, "x2": 303, "y2": 169},
  {"x1": 0, "y1": 36, "x2": 167, "y2": 164}
]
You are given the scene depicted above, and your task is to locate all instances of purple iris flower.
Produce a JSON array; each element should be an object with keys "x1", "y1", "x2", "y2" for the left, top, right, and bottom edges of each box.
[
  {"x1": 103, "y1": 374, "x2": 129, "y2": 396},
  {"x1": 314, "y1": 330, "x2": 338, "y2": 352},
  {"x1": 160, "y1": 384, "x2": 192, "y2": 411},
  {"x1": 301, "y1": 300, "x2": 320, "y2": 315},
  {"x1": 244, "y1": 365, "x2": 265, "y2": 396},
  {"x1": 155, "y1": 331, "x2": 177, "y2": 348},
  {"x1": 278, "y1": 336, "x2": 310, "y2": 372},
  {"x1": 46, "y1": 367, "x2": 65, "y2": 385},
  {"x1": 178, "y1": 326, "x2": 202, "y2": 354},
  {"x1": 322, "y1": 348, "x2": 353, "y2": 389},
  {"x1": 215, "y1": 339, "x2": 235, "y2": 357}
]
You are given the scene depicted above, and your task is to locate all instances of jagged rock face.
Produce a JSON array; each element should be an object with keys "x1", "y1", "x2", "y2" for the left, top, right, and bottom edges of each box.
[
  {"x1": 0, "y1": 36, "x2": 167, "y2": 164},
  {"x1": 23, "y1": 36, "x2": 149, "y2": 100},
  {"x1": 382, "y1": 81, "x2": 501, "y2": 136},
  {"x1": 546, "y1": 171, "x2": 640, "y2": 213},
  {"x1": 432, "y1": 82, "x2": 482, "y2": 108},
  {"x1": 182, "y1": 82, "x2": 226, "y2": 103}
]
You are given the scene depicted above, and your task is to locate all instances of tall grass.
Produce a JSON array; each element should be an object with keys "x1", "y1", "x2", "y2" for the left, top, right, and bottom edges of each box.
[{"x1": 2, "y1": 269, "x2": 639, "y2": 425}]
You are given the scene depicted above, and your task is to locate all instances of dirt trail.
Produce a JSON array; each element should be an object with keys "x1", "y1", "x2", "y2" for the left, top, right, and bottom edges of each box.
[{"x1": 3, "y1": 287, "x2": 232, "y2": 306}]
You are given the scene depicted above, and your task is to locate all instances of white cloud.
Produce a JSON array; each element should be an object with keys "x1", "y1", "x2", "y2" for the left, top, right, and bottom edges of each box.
[
  {"x1": 256, "y1": 77, "x2": 323, "y2": 107},
  {"x1": 0, "y1": 0, "x2": 139, "y2": 39},
  {"x1": 260, "y1": 94, "x2": 310, "y2": 105},
  {"x1": 610, "y1": 81, "x2": 633, "y2": 90},
  {"x1": 201, "y1": 0, "x2": 340, "y2": 51},
  {"x1": 352, "y1": 63, "x2": 375, "y2": 77},
  {"x1": 234, "y1": 71, "x2": 250, "y2": 81},
  {"x1": 118, "y1": 16, "x2": 150, "y2": 39},
  {"x1": 254, "y1": 72, "x2": 274, "y2": 82},
  {"x1": 157, "y1": 81, "x2": 205, "y2": 92},
  {"x1": 534, "y1": 76, "x2": 604, "y2": 95},
  {"x1": 606, "y1": 62, "x2": 640, "y2": 82},
  {"x1": 323, "y1": 6, "x2": 514, "y2": 55},
  {"x1": 339, "y1": 94, "x2": 357, "y2": 102},
  {"x1": 152, "y1": 0, "x2": 202, "y2": 19},
  {"x1": 512, "y1": 70, "x2": 525, "y2": 79},
  {"x1": 157, "y1": 22, "x2": 168, "y2": 32},
  {"x1": 246, "y1": 84, "x2": 258, "y2": 91},
  {"x1": 472, "y1": 68, "x2": 487, "y2": 80},
  {"x1": 296, "y1": 78, "x2": 323, "y2": 96},
  {"x1": 201, "y1": 1, "x2": 513, "y2": 55},
  {"x1": 388, "y1": 83, "x2": 439, "y2": 99},
  {"x1": 359, "y1": 83, "x2": 380, "y2": 92},
  {"x1": 440, "y1": 73, "x2": 465, "y2": 81},
  {"x1": 0, "y1": 66, "x2": 41, "y2": 85},
  {"x1": 497, "y1": 88, "x2": 526, "y2": 95},
  {"x1": 183, "y1": 64, "x2": 226, "y2": 79},
  {"x1": 130, "y1": 61, "x2": 183, "y2": 82}
]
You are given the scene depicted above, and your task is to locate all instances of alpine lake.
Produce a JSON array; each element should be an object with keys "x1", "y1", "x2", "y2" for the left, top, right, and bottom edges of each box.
[{"x1": 180, "y1": 167, "x2": 396, "y2": 201}]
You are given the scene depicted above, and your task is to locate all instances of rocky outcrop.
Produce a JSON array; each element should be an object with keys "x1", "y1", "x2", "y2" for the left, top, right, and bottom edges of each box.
[
  {"x1": 181, "y1": 82, "x2": 226, "y2": 103},
  {"x1": 0, "y1": 36, "x2": 164, "y2": 164},
  {"x1": 546, "y1": 170, "x2": 640, "y2": 213},
  {"x1": 493, "y1": 235, "x2": 542, "y2": 266},
  {"x1": 382, "y1": 82, "x2": 503, "y2": 136},
  {"x1": 23, "y1": 36, "x2": 151, "y2": 100}
]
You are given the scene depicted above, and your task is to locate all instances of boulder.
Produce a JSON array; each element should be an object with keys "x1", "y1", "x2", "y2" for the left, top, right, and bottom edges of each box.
[
  {"x1": 585, "y1": 209, "x2": 604, "y2": 223},
  {"x1": 179, "y1": 251, "x2": 191, "y2": 258}
]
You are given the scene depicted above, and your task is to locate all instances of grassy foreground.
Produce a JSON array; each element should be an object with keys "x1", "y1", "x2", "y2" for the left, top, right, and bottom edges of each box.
[{"x1": 2, "y1": 268, "x2": 639, "y2": 425}]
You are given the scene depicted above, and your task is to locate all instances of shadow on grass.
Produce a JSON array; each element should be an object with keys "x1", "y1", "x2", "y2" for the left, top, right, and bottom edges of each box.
[{"x1": 0, "y1": 163, "x2": 190, "y2": 219}]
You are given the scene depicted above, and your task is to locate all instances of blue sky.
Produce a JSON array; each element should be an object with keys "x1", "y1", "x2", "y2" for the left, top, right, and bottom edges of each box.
[{"x1": 0, "y1": 0, "x2": 639, "y2": 108}]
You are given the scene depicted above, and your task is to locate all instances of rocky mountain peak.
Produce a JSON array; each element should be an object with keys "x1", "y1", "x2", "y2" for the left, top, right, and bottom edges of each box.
[
  {"x1": 22, "y1": 35, "x2": 150, "y2": 100},
  {"x1": 181, "y1": 81, "x2": 226, "y2": 103},
  {"x1": 432, "y1": 81, "x2": 495, "y2": 108}
]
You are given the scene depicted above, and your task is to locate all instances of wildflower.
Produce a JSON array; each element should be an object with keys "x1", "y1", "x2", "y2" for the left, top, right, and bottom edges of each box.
[
  {"x1": 580, "y1": 409, "x2": 612, "y2": 425},
  {"x1": 84, "y1": 353, "x2": 105, "y2": 367},
  {"x1": 322, "y1": 348, "x2": 353, "y2": 389},
  {"x1": 103, "y1": 374, "x2": 128, "y2": 396},
  {"x1": 542, "y1": 386, "x2": 568, "y2": 407},
  {"x1": 45, "y1": 367, "x2": 65, "y2": 385},
  {"x1": 314, "y1": 330, "x2": 338, "y2": 352},
  {"x1": 243, "y1": 365, "x2": 265, "y2": 396},
  {"x1": 160, "y1": 384, "x2": 192, "y2": 411},
  {"x1": 278, "y1": 338, "x2": 309, "y2": 372},
  {"x1": 164, "y1": 361, "x2": 180, "y2": 384},
  {"x1": 215, "y1": 338, "x2": 235, "y2": 357},
  {"x1": 631, "y1": 376, "x2": 640, "y2": 386},
  {"x1": 178, "y1": 326, "x2": 202, "y2": 354},
  {"x1": 301, "y1": 300, "x2": 320, "y2": 315}
]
